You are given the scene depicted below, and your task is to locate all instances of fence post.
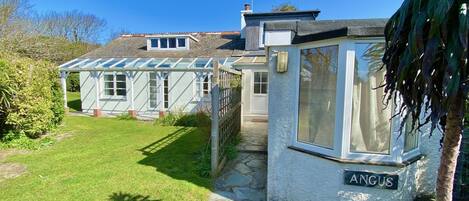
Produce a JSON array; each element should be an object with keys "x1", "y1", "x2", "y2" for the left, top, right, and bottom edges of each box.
[{"x1": 211, "y1": 61, "x2": 220, "y2": 176}]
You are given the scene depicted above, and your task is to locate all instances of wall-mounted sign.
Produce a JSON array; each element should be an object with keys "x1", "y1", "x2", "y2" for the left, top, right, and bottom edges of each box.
[{"x1": 344, "y1": 170, "x2": 398, "y2": 190}]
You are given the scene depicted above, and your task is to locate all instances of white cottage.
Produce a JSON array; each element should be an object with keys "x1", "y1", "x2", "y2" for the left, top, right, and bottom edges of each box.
[{"x1": 263, "y1": 19, "x2": 440, "y2": 200}]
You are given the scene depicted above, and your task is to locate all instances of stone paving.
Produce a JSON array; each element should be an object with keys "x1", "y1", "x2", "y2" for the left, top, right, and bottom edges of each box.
[{"x1": 210, "y1": 121, "x2": 268, "y2": 201}]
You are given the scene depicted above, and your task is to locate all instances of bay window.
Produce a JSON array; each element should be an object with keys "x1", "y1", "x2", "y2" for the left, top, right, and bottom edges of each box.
[{"x1": 292, "y1": 40, "x2": 421, "y2": 165}]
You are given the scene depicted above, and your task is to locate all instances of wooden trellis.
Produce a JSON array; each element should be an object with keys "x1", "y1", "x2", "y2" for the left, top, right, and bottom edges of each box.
[{"x1": 210, "y1": 61, "x2": 242, "y2": 175}]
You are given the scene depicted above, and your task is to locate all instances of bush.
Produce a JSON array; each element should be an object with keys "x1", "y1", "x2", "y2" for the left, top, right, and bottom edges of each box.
[
  {"x1": 0, "y1": 51, "x2": 64, "y2": 139},
  {"x1": 0, "y1": 131, "x2": 55, "y2": 150},
  {"x1": 155, "y1": 112, "x2": 211, "y2": 127},
  {"x1": 66, "y1": 73, "x2": 80, "y2": 92},
  {"x1": 116, "y1": 113, "x2": 137, "y2": 120}
]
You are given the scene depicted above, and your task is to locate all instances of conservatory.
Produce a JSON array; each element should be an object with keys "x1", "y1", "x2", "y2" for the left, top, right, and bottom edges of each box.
[
  {"x1": 263, "y1": 19, "x2": 440, "y2": 201},
  {"x1": 58, "y1": 56, "x2": 247, "y2": 117}
]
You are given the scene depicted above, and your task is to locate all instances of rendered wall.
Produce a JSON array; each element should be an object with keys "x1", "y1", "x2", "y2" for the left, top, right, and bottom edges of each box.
[
  {"x1": 79, "y1": 71, "x2": 208, "y2": 117},
  {"x1": 267, "y1": 46, "x2": 440, "y2": 201}
]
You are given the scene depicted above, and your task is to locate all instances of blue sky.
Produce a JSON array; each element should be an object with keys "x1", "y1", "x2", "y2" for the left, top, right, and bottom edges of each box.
[{"x1": 30, "y1": 0, "x2": 404, "y2": 42}]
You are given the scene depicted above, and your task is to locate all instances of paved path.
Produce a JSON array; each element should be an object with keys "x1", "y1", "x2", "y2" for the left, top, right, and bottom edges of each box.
[{"x1": 210, "y1": 122, "x2": 268, "y2": 201}]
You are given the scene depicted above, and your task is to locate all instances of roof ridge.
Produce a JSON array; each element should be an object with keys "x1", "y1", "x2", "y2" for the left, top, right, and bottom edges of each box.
[{"x1": 121, "y1": 31, "x2": 240, "y2": 38}]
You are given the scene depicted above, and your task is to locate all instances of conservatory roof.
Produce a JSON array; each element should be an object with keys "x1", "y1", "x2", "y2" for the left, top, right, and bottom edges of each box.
[{"x1": 59, "y1": 57, "x2": 253, "y2": 72}]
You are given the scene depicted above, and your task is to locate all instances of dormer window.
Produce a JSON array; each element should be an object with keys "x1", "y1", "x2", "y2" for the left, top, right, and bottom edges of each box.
[{"x1": 147, "y1": 37, "x2": 188, "y2": 50}]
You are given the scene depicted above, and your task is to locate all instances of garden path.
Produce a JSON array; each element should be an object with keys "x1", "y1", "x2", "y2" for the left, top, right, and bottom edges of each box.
[{"x1": 210, "y1": 121, "x2": 268, "y2": 201}]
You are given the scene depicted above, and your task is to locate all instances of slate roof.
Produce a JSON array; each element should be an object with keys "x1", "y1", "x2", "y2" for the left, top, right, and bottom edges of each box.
[
  {"x1": 265, "y1": 18, "x2": 388, "y2": 43},
  {"x1": 244, "y1": 10, "x2": 320, "y2": 19},
  {"x1": 81, "y1": 32, "x2": 246, "y2": 59}
]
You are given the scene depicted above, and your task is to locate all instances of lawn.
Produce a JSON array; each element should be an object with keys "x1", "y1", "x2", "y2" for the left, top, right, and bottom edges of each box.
[
  {"x1": 0, "y1": 116, "x2": 212, "y2": 201},
  {"x1": 67, "y1": 91, "x2": 81, "y2": 112}
]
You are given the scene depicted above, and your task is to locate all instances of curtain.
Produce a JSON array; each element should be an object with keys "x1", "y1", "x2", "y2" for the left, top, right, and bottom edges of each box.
[{"x1": 350, "y1": 43, "x2": 391, "y2": 154}]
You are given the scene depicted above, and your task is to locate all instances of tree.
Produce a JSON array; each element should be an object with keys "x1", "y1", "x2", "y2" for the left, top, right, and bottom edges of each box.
[
  {"x1": 272, "y1": 3, "x2": 297, "y2": 12},
  {"x1": 382, "y1": 1, "x2": 468, "y2": 200}
]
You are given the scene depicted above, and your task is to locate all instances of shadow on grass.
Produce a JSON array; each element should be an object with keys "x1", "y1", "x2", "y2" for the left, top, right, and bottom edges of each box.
[
  {"x1": 108, "y1": 192, "x2": 161, "y2": 201},
  {"x1": 68, "y1": 99, "x2": 82, "y2": 111},
  {"x1": 137, "y1": 127, "x2": 211, "y2": 190}
]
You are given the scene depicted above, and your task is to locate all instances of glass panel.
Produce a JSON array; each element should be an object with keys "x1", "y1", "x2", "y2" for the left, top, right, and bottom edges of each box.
[
  {"x1": 168, "y1": 38, "x2": 176, "y2": 48},
  {"x1": 116, "y1": 82, "x2": 126, "y2": 89},
  {"x1": 104, "y1": 82, "x2": 114, "y2": 89},
  {"x1": 104, "y1": 75, "x2": 114, "y2": 81},
  {"x1": 254, "y1": 72, "x2": 261, "y2": 82},
  {"x1": 261, "y1": 72, "x2": 268, "y2": 82},
  {"x1": 254, "y1": 83, "x2": 261, "y2": 94},
  {"x1": 194, "y1": 58, "x2": 210, "y2": 68},
  {"x1": 298, "y1": 45, "x2": 339, "y2": 149},
  {"x1": 160, "y1": 38, "x2": 168, "y2": 48},
  {"x1": 116, "y1": 89, "x2": 126, "y2": 96},
  {"x1": 404, "y1": 118, "x2": 419, "y2": 152},
  {"x1": 151, "y1": 39, "x2": 158, "y2": 48},
  {"x1": 174, "y1": 58, "x2": 193, "y2": 68},
  {"x1": 102, "y1": 60, "x2": 119, "y2": 68},
  {"x1": 149, "y1": 72, "x2": 158, "y2": 108},
  {"x1": 350, "y1": 43, "x2": 391, "y2": 154},
  {"x1": 105, "y1": 89, "x2": 114, "y2": 96},
  {"x1": 116, "y1": 75, "x2": 126, "y2": 82},
  {"x1": 178, "y1": 38, "x2": 186, "y2": 47},
  {"x1": 146, "y1": 59, "x2": 164, "y2": 68},
  {"x1": 261, "y1": 83, "x2": 268, "y2": 94}
]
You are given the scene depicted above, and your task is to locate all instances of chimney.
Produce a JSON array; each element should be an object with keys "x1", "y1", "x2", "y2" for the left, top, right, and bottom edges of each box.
[
  {"x1": 244, "y1": 4, "x2": 251, "y2": 11},
  {"x1": 240, "y1": 4, "x2": 253, "y2": 39}
]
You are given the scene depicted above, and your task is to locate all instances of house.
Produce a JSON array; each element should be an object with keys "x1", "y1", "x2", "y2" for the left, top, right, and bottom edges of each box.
[
  {"x1": 58, "y1": 4, "x2": 320, "y2": 121},
  {"x1": 262, "y1": 19, "x2": 440, "y2": 200}
]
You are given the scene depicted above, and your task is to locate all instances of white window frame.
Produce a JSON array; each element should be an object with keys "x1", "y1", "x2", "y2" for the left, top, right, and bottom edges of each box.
[
  {"x1": 290, "y1": 38, "x2": 421, "y2": 164},
  {"x1": 101, "y1": 72, "x2": 127, "y2": 100},
  {"x1": 147, "y1": 37, "x2": 189, "y2": 50},
  {"x1": 148, "y1": 72, "x2": 160, "y2": 110},
  {"x1": 162, "y1": 72, "x2": 170, "y2": 110},
  {"x1": 193, "y1": 72, "x2": 212, "y2": 101},
  {"x1": 252, "y1": 71, "x2": 268, "y2": 95}
]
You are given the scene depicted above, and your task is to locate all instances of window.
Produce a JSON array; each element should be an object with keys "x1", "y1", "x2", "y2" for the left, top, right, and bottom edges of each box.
[
  {"x1": 103, "y1": 73, "x2": 126, "y2": 98},
  {"x1": 253, "y1": 72, "x2": 268, "y2": 94},
  {"x1": 150, "y1": 39, "x2": 158, "y2": 48},
  {"x1": 147, "y1": 37, "x2": 188, "y2": 50},
  {"x1": 195, "y1": 73, "x2": 211, "y2": 99},
  {"x1": 298, "y1": 45, "x2": 338, "y2": 149},
  {"x1": 149, "y1": 72, "x2": 158, "y2": 108},
  {"x1": 404, "y1": 118, "x2": 419, "y2": 152},
  {"x1": 168, "y1": 38, "x2": 177, "y2": 48},
  {"x1": 350, "y1": 43, "x2": 391, "y2": 154},
  {"x1": 162, "y1": 73, "x2": 169, "y2": 109},
  {"x1": 160, "y1": 38, "x2": 168, "y2": 48},
  {"x1": 291, "y1": 41, "x2": 421, "y2": 164},
  {"x1": 178, "y1": 38, "x2": 186, "y2": 47}
]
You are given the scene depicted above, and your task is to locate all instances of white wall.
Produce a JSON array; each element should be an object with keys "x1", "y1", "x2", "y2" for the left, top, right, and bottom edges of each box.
[
  {"x1": 267, "y1": 45, "x2": 440, "y2": 201},
  {"x1": 79, "y1": 71, "x2": 209, "y2": 117}
]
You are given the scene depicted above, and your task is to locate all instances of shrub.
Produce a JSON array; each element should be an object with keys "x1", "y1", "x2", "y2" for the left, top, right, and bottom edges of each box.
[
  {"x1": 116, "y1": 113, "x2": 137, "y2": 120},
  {"x1": 0, "y1": 51, "x2": 64, "y2": 139},
  {"x1": 66, "y1": 73, "x2": 80, "y2": 92},
  {"x1": 0, "y1": 131, "x2": 55, "y2": 150},
  {"x1": 155, "y1": 112, "x2": 211, "y2": 128}
]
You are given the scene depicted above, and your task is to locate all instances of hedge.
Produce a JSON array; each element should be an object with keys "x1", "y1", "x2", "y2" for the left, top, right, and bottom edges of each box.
[{"x1": 0, "y1": 51, "x2": 64, "y2": 139}]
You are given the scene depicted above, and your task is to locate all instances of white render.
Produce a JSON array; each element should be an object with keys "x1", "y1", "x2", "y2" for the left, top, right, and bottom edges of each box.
[
  {"x1": 264, "y1": 30, "x2": 292, "y2": 46},
  {"x1": 266, "y1": 43, "x2": 440, "y2": 201}
]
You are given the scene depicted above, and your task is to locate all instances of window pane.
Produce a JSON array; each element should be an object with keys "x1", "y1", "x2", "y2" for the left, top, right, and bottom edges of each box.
[
  {"x1": 160, "y1": 38, "x2": 168, "y2": 48},
  {"x1": 169, "y1": 38, "x2": 176, "y2": 48},
  {"x1": 104, "y1": 75, "x2": 113, "y2": 81},
  {"x1": 350, "y1": 43, "x2": 391, "y2": 154},
  {"x1": 261, "y1": 83, "x2": 268, "y2": 94},
  {"x1": 116, "y1": 89, "x2": 126, "y2": 96},
  {"x1": 104, "y1": 82, "x2": 114, "y2": 89},
  {"x1": 105, "y1": 89, "x2": 114, "y2": 96},
  {"x1": 178, "y1": 38, "x2": 186, "y2": 47},
  {"x1": 254, "y1": 72, "x2": 261, "y2": 82},
  {"x1": 298, "y1": 45, "x2": 339, "y2": 149},
  {"x1": 151, "y1": 39, "x2": 158, "y2": 48},
  {"x1": 404, "y1": 118, "x2": 419, "y2": 152},
  {"x1": 254, "y1": 83, "x2": 261, "y2": 94},
  {"x1": 116, "y1": 82, "x2": 126, "y2": 88},
  {"x1": 261, "y1": 72, "x2": 268, "y2": 82},
  {"x1": 116, "y1": 75, "x2": 126, "y2": 82}
]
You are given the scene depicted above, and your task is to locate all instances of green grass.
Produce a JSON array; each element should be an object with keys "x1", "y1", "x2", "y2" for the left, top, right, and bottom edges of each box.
[
  {"x1": 0, "y1": 116, "x2": 212, "y2": 201},
  {"x1": 67, "y1": 91, "x2": 81, "y2": 112}
]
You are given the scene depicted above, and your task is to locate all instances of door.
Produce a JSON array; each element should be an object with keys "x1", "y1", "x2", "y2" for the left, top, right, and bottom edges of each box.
[{"x1": 250, "y1": 71, "x2": 268, "y2": 114}]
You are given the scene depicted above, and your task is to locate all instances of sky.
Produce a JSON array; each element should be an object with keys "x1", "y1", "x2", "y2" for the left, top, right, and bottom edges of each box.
[{"x1": 29, "y1": 0, "x2": 404, "y2": 43}]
